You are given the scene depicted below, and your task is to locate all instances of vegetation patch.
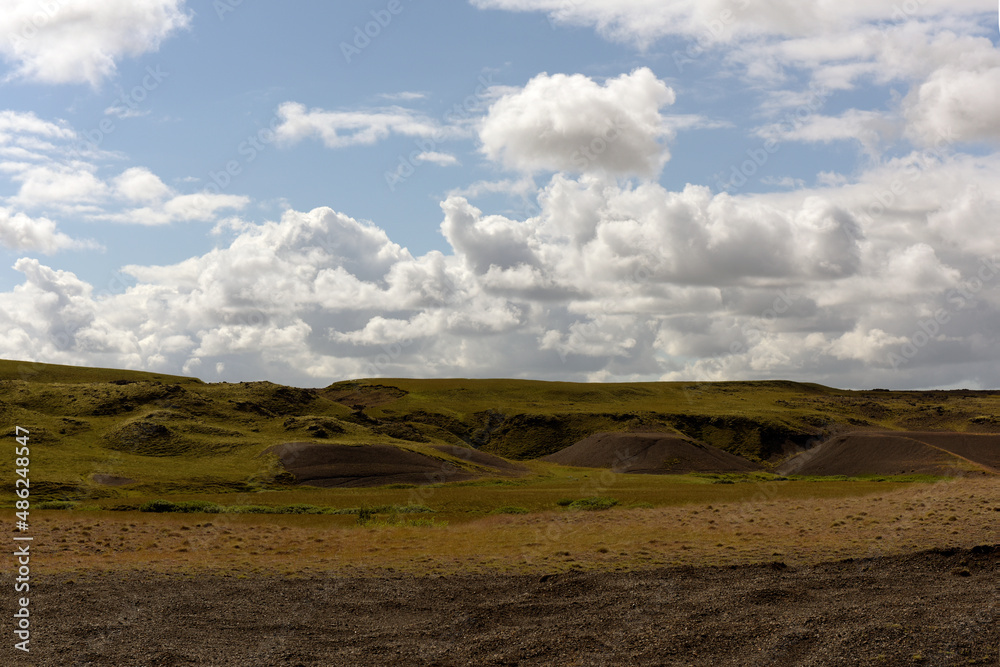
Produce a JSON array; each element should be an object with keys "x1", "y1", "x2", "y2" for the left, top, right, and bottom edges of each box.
[
  {"x1": 491, "y1": 505, "x2": 530, "y2": 514},
  {"x1": 566, "y1": 496, "x2": 620, "y2": 511},
  {"x1": 36, "y1": 500, "x2": 79, "y2": 510},
  {"x1": 133, "y1": 499, "x2": 435, "y2": 516},
  {"x1": 282, "y1": 416, "x2": 346, "y2": 438}
]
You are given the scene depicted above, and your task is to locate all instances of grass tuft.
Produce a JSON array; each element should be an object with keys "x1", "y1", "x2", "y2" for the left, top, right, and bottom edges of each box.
[
  {"x1": 567, "y1": 496, "x2": 620, "y2": 511},
  {"x1": 491, "y1": 505, "x2": 530, "y2": 515}
]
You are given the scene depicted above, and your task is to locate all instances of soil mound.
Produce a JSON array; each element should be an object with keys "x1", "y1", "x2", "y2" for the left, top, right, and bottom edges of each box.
[
  {"x1": 541, "y1": 431, "x2": 763, "y2": 473},
  {"x1": 895, "y1": 432, "x2": 1000, "y2": 471},
  {"x1": 777, "y1": 431, "x2": 999, "y2": 476},
  {"x1": 428, "y1": 444, "x2": 530, "y2": 475},
  {"x1": 103, "y1": 420, "x2": 189, "y2": 456},
  {"x1": 320, "y1": 382, "x2": 407, "y2": 409},
  {"x1": 265, "y1": 442, "x2": 478, "y2": 488}
]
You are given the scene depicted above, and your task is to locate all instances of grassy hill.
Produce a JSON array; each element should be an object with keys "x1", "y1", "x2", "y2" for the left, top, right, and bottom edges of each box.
[
  {"x1": 0, "y1": 358, "x2": 201, "y2": 385},
  {"x1": 327, "y1": 378, "x2": 1000, "y2": 460},
  {"x1": 1, "y1": 359, "x2": 998, "y2": 501}
]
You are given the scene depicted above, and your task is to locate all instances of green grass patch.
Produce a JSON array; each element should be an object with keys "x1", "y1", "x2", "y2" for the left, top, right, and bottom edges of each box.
[
  {"x1": 491, "y1": 505, "x2": 530, "y2": 514},
  {"x1": 358, "y1": 516, "x2": 448, "y2": 528},
  {"x1": 785, "y1": 474, "x2": 952, "y2": 483},
  {"x1": 133, "y1": 499, "x2": 436, "y2": 516},
  {"x1": 139, "y1": 499, "x2": 225, "y2": 513},
  {"x1": 567, "y1": 496, "x2": 620, "y2": 511},
  {"x1": 690, "y1": 472, "x2": 787, "y2": 483},
  {"x1": 35, "y1": 500, "x2": 79, "y2": 510},
  {"x1": 0, "y1": 358, "x2": 201, "y2": 384}
]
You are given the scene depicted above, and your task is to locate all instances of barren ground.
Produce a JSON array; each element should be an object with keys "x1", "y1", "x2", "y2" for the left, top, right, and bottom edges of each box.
[
  {"x1": 5, "y1": 478, "x2": 998, "y2": 665},
  {"x1": 10, "y1": 545, "x2": 998, "y2": 666}
]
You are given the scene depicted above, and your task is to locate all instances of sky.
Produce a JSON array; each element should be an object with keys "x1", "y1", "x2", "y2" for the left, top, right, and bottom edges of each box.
[{"x1": 0, "y1": 0, "x2": 998, "y2": 390}]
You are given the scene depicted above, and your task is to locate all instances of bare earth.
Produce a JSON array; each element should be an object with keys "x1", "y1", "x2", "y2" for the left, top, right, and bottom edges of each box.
[
  {"x1": 264, "y1": 442, "x2": 482, "y2": 487},
  {"x1": 12, "y1": 545, "x2": 997, "y2": 666},
  {"x1": 778, "y1": 432, "x2": 1000, "y2": 476},
  {"x1": 543, "y1": 432, "x2": 763, "y2": 473}
]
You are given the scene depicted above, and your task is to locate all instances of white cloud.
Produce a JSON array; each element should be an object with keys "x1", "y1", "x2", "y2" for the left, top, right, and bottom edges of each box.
[
  {"x1": 478, "y1": 68, "x2": 676, "y2": 177},
  {"x1": 904, "y1": 59, "x2": 1000, "y2": 145},
  {"x1": 0, "y1": 147, "x2": 993, "y2": 388},
  {"x1": 112, "y1": 167, "x2": 171, "y2": 203},
  {"x1": 103, "y1": 192, "x2": 250, "y2": 226},
  {"x1": 760, "y1": 175, "x2": 805, "y2": 189},
  {"x1": 9, "y1": 164, "x2": 109, "y2": 209},
  {"x1": 440, "y1": 197, "x2": 539, "y2": 275},
  {"x1": 0, "y1": 207, "x2": 98, "y2": 253},
  {"x1": 274, "y1": 102, "x2": 460, "y2": 149},
  {"x1": 415, "y1": 151, "x2": 459, "y2": 166},
  {"x1": 447, "y1": 176, "x2": 537, "y2": 200},
  {"x1": 473, "y1": 0, "x2": 999, "y2": 163},
  {"x1": 756, "y1": 108, "x2": 898, "y2": 156},
  {"x1": 0, "y1": 110, "x2": 75, "y2": 141},
  {"x1": 0, "y1": 111, "x2": 250, "y2": 227},
  {"x1": 0, "y1": 0, "x2": 190, "y2": 86},
  {"x1": 470, "y1": 0, "x2": 991, "y2": 46},
  {"x1": 378, "y1": 91, "x2": 427, "y2": 101},
  {"x1": 104, "y1": 105, "x2": 151, "y2": 120},
  {"x1": 1, "y1": 42, "x2": 999, "y2": 390}
]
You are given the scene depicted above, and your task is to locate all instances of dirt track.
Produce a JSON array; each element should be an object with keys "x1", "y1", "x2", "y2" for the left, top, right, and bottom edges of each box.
[{"x1": 15, "y1": 545, "x2": 998, "y2": 666}]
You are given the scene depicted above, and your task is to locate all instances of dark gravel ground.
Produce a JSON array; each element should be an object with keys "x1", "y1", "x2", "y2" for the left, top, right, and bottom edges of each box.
[{"x1": 8, "y1": 545, "x2": 998, "y2": 666}]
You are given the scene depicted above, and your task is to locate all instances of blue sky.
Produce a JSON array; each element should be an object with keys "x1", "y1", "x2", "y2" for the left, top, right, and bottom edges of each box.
[{"x1": 1, "y1": 0, "x2": 998, "y2": 389}]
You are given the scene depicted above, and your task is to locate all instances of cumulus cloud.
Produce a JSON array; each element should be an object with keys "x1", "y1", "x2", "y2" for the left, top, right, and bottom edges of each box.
[
  {"x1": 0, "y1": 147, "x2": 996, "y2": 388},
  {"x1": 440, "y1": 197, "x2": 539, "y2": 275},
  {"x1": 0, "y1": 0, "x2": 190, "y2": 86},
  {"x1": 112, "y1": 167, "x2": 172, "y2": 203},
  {"x1": 473, "y1": 0, "x2": 999, "y2": 165},
  {"x1": 0, "y1": 208, "x2": 99, "y2": 253},
  {"x1": 904, "y1": 60, "x2": 1000, "y2": 145},
  {"x1": 478, "y1": 68, "x2": 676, "y2": 177},
  {"x1": 756, "y1": 25, "x2": 1000, "y2": 153},
  {"x1": 8, "y1": 164, "x2": 109, "y2": 210}
]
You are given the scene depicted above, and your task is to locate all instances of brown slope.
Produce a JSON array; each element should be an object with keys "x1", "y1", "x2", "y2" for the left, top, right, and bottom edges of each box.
[
  {"x1": 776, "y1": 432, "x2": 993, "y2": 476},
  {"x1": 541, "y1": 432, "x2": 763, "y2": 473},
  {"x1": 894, "y1": 432, "x2": 1000, "y2": 472},
  {"x1": 265, "y1": 443, "x2": 478, "y2": 488},
  {"x1": 428, "y1": 444, "x2": 530, "y2": 475}
]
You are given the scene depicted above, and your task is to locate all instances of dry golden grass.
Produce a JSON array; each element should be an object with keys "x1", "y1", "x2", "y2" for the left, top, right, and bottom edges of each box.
[{"x1": 30, "y1": 477, "x2": 998, "y2": 576}]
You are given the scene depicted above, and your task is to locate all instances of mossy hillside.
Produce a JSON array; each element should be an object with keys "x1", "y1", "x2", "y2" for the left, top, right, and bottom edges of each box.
[
  {"x1": 344, "y1": 378, "x2": 1000, "y2": 460},
  {"x1": 0, "y1": 358, "x2": 199, "y2": 385},
  {"x1": 2, "y1": 359, "x2": 999, "y2": 501}
]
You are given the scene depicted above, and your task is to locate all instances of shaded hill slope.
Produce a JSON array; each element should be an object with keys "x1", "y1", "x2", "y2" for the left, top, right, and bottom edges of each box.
[
  {"x1": 542, "y1": 432, "x2": 762, "y2": 474},
  {"x1": 777, "y1": 432, "x2": 1000, "y2": 476}
]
